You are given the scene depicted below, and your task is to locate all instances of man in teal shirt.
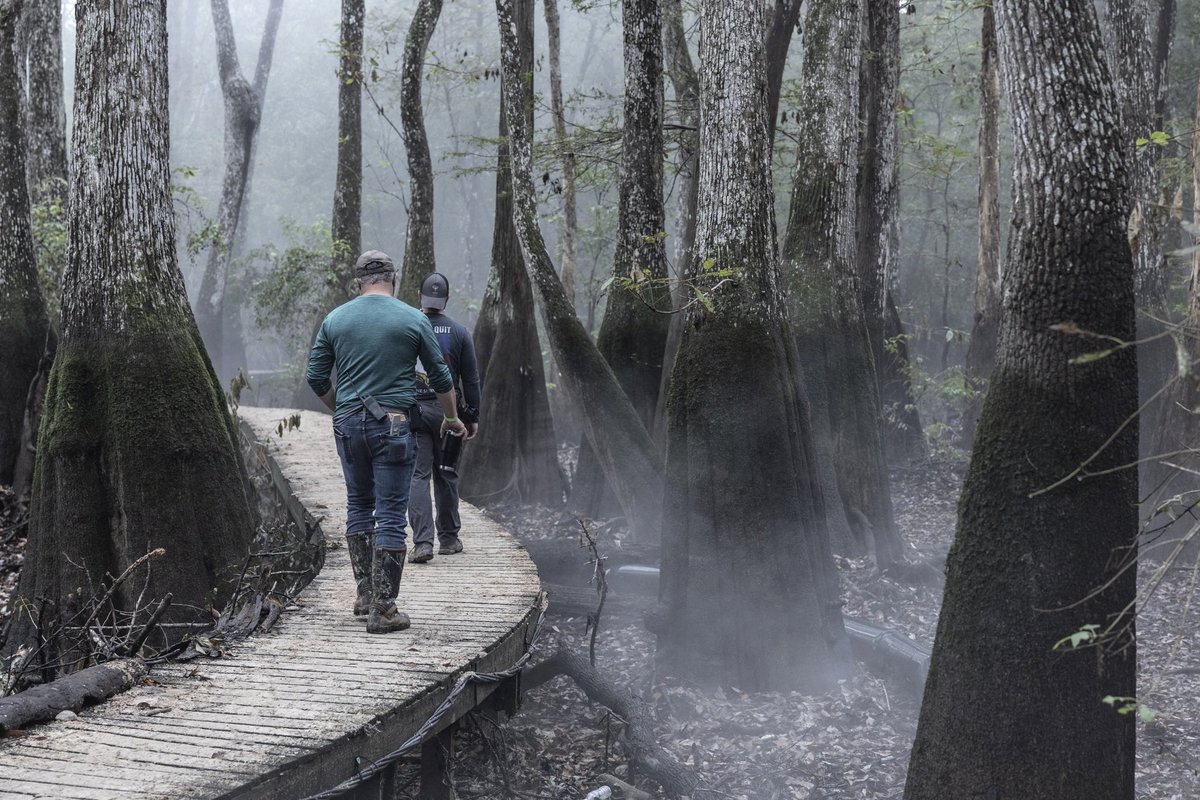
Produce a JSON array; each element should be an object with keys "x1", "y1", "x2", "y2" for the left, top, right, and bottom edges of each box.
[{"x1": 306, "y1": 250, "x2": 467, "y2": 634}]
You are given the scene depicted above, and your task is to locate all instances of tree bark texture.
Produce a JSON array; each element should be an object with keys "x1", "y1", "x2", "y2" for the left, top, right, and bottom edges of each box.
[
  {"x1": 656, "y1": 0, "x2": 849, "y2": 691},
  {"x1": 462, "y1": 0, "x2": 564, "y2": 509},
  {"x1": 16, "y1": 0, "x2": 66, "y2": 205},
  {"x1": 856, "y1": 0, "x2": 923, "y2": 464},
  {"x1": 195, "y1": 0, "x2": 282, "y2": 384},
  {"x1": 398, "y1": 0, "x2": 444, "y2": 304},
  {"x1": 904, "y1": 3, "x2": 1137, "y2": 797},
  {"x1": 961, "y1": 1, "x2": 1002, "y2": 446},
  {"x1": 494, "y1": 0, "x2": 666, "y2": 541},
  {"x1": 764, "y1": 0, "x2": 803, "y2": 145},
  {"x1": 651, "y1": 0, "x2": 698, "y2": 447},
  {"x1": 0, "y1": 0, "x2": 49, "y2": 487},
  {"x1": 782, "y1": 0, "x2": 898, "y2": 565},
  {"x1": 543, "y1": 0, "x2": 578, "y2": 308},
  {"x1": 7, "y1": 0, "x2": 256, "y2": 654},
  {"x1": 1105, "y1": 0, "x2": 1174, "y2": 462}
]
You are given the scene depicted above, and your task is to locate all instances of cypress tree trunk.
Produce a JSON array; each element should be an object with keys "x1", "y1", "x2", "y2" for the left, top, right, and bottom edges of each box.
[
  {"x1": 962, "y1": 2, "x2": 1002, "y2": 446},
  {"x1": 10, "y1": 0, "x2": 66, "y2": 497},
  {"x1": 463, "y1": 0, "x2": 564, "y2": 508},
  {"x1": 764, "y1": 0, "x2": 802, "y2": 145},
  {"x1": 1105, "y1": 0, "x2": 1174, "y2": 465},
  {"x1": 656, "y1": 0, "x2": 848, "y2": 691},
  {"x1": 397, "y1": 0, "x2": 443, "y2": 303},
  {"x1": 494, "y1": 0, "x2": 665, "y2": 541},
  {"x1": 577, "y1": 0, "x2": 671, "y2": 515},
  {"x1": 857, "y1": 0, "x2": 924, "y2": 465},
  {"x1": 904, "y1": 2, "x2": 1137, "y2": 796},
  {"x1": 17, "y1": 0, "x2": 66, "y2": 205},
  {"x1": 0, "y1": 0, "x2": 49, "y2": 488},
  {"x1": 7, "y1": 0, "x2": 256, "y2": 653},
  {"x1": 1148, "y1": 71, "x2": 1200, "y2": 536},
  {"x1": 296, "y1": 0, "x2": 363, "y2": 411},
  {"x1": 651, "y1": 0, "x2": 698, "y2": 447},
  {"x1": 543, "y1": 0, "x2": 578, "y2": 308},
  {"x1": 195, "y1": 0, "x2": 283, "y2": 384},
  {"x1": 783, "y1": 0, "x2": 899, "y2": 565}
]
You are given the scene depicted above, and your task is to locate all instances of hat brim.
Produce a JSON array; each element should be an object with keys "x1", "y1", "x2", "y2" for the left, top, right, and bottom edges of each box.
[{"x1": 420, "y1": 294, "x2": 448, "y2": 310}]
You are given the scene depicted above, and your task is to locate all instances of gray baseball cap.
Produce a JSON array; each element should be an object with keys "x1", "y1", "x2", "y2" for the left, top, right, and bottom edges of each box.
[
  {"x1": 419, "y1": 272, "x2": 450, "y2": 310},
  {"x1": 354, "y1": 250, "x2": 396, "y2": 277}
]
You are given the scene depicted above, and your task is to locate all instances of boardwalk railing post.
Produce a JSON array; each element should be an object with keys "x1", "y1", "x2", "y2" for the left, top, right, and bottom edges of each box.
[{"x1": 420, "y1": 725, "x2": 455, "y2": 800}]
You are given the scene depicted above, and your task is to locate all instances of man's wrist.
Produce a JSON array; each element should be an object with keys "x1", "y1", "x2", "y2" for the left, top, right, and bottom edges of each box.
[{"x1": 443, "y1": 415, "x2": 460, "y2": 423}]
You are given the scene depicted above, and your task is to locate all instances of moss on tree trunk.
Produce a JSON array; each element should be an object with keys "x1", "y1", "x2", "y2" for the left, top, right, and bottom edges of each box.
[
  {"x1": 904, "y1": 2, "x2": 1138, "y2": 796},
  {"x1": 5, "y1": 0, "x2": 255, "y2": 655}
]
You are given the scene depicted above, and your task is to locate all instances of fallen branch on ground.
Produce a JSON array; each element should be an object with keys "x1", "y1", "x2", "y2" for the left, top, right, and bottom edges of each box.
[
  {"x1": 525, "y1": 647, "x2": 700, "y2": 797},
  {"x1": 0, "y1": 658, "x2": 146, "y2": 734}
]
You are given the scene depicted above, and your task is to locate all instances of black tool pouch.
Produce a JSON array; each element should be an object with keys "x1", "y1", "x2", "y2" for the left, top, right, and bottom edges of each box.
[{"x1": 361, "y1": 394, "x2": 387, "y2": 421}]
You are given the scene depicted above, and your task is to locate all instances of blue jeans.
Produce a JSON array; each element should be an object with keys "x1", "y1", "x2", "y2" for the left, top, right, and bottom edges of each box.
[{"x1": 332, "y1": 408, "x2": 416, "y2": 550}]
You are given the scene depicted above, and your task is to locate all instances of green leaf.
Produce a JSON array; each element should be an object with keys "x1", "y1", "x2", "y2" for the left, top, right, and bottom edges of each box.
[
  {"x1": 693, "y1": 286, "x2": 716, "y2": 314},
  {"x1": 1069, "y1": 348, "x2": 1116, "y2": 365},
  {"x1": 1138, "y1": 705, "x2": 1158, "y2": 724}
]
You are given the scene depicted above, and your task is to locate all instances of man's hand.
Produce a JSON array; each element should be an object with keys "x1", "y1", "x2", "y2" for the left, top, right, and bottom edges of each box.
[
  {"x1": 464, "y1": 422, "x2": 479, "y2": 440},
  {"x1": 440, "y1": 417, "x2": 468, "y2": 438}
]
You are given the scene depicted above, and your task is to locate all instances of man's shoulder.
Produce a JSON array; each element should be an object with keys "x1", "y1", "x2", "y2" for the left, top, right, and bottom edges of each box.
[{"x1": 429, "y1": 313, "x2": 471, "y2": 339}]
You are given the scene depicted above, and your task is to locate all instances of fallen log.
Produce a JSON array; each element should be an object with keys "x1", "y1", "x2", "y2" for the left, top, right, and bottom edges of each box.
[
  {"x1": 525, "y1": 648, "x2": 700, "y2": 798},
  {"x1": 0, "y1": 658, "x2": 146, "y2": 733}
]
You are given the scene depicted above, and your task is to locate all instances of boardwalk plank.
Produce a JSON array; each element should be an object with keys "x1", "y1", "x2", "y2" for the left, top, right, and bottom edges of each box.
[{"x1": 0, "y1": 408, "x2": 541, "y2": 800}]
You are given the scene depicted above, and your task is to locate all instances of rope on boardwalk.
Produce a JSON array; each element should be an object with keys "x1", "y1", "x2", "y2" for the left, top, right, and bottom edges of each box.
[{"x1": 300, "y1": 603, "x2": 547, "y2": 800}]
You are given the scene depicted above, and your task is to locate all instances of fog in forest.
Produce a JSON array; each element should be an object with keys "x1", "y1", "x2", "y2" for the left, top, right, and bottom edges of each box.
[{"x1": 3, "y1": 0, "x2": 1200, "y2": 797}]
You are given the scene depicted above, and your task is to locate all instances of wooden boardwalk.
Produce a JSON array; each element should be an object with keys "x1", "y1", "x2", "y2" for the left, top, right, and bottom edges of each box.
[{"x1": 0, "y1": 407, "x2": 542, "y2": 799}]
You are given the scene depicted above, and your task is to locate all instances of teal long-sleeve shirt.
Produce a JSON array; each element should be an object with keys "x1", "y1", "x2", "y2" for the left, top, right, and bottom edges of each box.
[{"x1": 305, "y1": 294, "x2": 454, "y2": 417}]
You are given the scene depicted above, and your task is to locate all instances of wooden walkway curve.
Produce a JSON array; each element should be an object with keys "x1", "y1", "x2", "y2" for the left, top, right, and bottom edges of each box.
[{"x1": 0, "y1": 407, "x2": 542, "y2": 799}]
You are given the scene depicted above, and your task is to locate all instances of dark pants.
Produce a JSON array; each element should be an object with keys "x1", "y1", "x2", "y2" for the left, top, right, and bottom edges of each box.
[
  {"x1": 333, "y1": 408, "x2": 416, "y2": 550},
  {"x1": 408, "y1": 400, "x2": 462, "y2": 546}
]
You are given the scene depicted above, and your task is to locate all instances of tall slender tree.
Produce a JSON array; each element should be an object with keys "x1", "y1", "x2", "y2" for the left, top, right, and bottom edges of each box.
[
  {"x1": 494, "y1": 0, "x2": 665, "y2": 540},
  {"x1": 462, "y1": 0, "x2": 563, "y2": 508},
  {"x1": 297, "y1": 0, "x2": 364, "y2": 410},
  {"x1": 8, "y1": 0, "x2": 256, "y2": 651},
  {"x1": 651, "y1": 0, "x2": 699, "y2": 446},
  {"x1": 575, "y1": 0, "x2": 672, "y2": 516},
  {"x1": 655, "y1": 0, "x2": 849, "y2": 690},
  {"x1": 0, "y1": 0, "x2": 48, "y2": 488},
  {"x1": 17, "y1": 0, "x2": 66, "y2": 206},
  {"x1": 783, "y1": 0, "x2": 899, "y2": 564},
  {"x1": 332, "y1": 0, "x2": 364, "y2": 278},
  {"x1": 195, "y1": 0, "x2": 285, "y2": 383},
  {"x1": 962, "y1": 2, "x2": 1002, "y2": 445},
  {"x1": 10, "y1": 0, "x2": 67, "y2": 498},
  {"x1": 857, "y1": 0, "x2": 923, "y2": 464},
  {"x1": 904, "y1": 2, "x2": 1137, "y2": 796},
  {"x1": 543, "y1": 0, "x2": 578, "y2": 308},
  {"x1": 1105, "y1": 0, "x2": 1175, "y2": 467},
  {"x1": 764, "y1": 0, "x2": 803, "y2": 145},
  {"x1": 397, "y1": 0, "x2": 444, "y2": 302}
]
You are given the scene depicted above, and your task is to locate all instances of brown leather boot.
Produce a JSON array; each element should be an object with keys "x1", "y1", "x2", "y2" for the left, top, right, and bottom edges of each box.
[
  {"x1": 367, "y1": 547, "x2": 411, "y2": 633},
  {"x1": 345, "y1": 530, "x2": 374, "y2": 616}
]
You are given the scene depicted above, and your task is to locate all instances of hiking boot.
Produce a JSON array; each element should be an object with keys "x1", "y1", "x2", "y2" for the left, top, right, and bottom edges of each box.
[
  {"x1": 367, "y1": 547, "x2": 411, "y2": 634},
  {"x1": 408, "y1": 541, "x2": 435, "y2": 564},
  {"x1": 345, "y1": 530, "x2": 375, "y2": 616},
  {"x1": 438, "y1": 536, "x2": 464, "y2": 555}
]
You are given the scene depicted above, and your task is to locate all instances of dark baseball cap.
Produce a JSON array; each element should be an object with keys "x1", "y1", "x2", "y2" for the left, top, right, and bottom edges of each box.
[
  {"x1": 354, "y1": 250, "x2": 396, "y2": 277},
  {"x1": 419, "y1": 272, "x2": 450, "y2": 310}
]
